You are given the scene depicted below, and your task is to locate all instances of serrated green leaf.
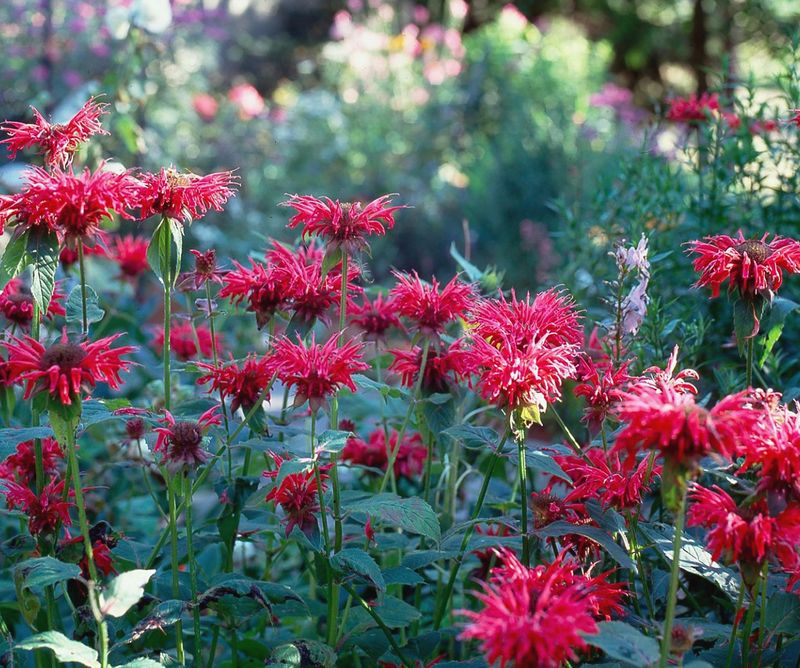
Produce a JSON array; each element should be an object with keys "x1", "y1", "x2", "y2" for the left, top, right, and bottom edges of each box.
[
  {"x1": 15, "y1": 556, "x2": 81, "y2": 590},
  {"x1": 16, "y1": 631, "x2": 100, "y2": 668},
  {"x1": 66, "y1": 285, "x2": 106, "y2": 331},
  {"x1": 0, "y1": 229, "x2": 31, "y2": 289},
  {"x1": 583, "y1": 621, "x2": 659, "y2": 667},
  {"x1": 317, "y1": 429, "x2": 352, "y2": 454},
  {"x1": 764, "y1": 591, "x2": 800, "y2": 637},
  {"x1": 442, "y1": 425, "x2": 500, "y2": 450},
  {"x1": 759, "y1": 297, "x2": 799, "y2": 366},
  {"x1": 100, "y1": 569, "x2": 155, "y2": 618},
  {"x1": 0, "y1": 427, "x2": 54, "y2": 460},
  {"x1": 348, "y1": 493, "x2": 440, "y2": 542},
  {"x1": 330, "y1": 549, "x2": 385, "y2": 592},
  {"x1": 28, "y1": 229, "x2": 59, "y2": 316}
]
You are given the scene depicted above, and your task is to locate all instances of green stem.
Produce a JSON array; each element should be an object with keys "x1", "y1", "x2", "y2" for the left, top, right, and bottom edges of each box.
[
  {"x1": 168, "y1": 476, "x2": 185, "y2": 664},
  {"x1": 78, "y1": 239, "x2": 88, "y2": 337},
  {"x1": 758, "y1": 562, "x2": 768, "y2": 658},
  {"x1": 433, "y1": 425, "x2": 510, "y2": 630},
  {"x1": 550, "y1": 406, "x2": 592, "y2": 463},
  {"x1": 162, "y1": 221, "x2": 173, "y2": 413},
  {"x1": 205, "y1": 282, "x2": 231, "y2": 460},
  {"x1": 742, "y1": 577, "x2": 761, "y2": 667},
  {"x1": 746, "y1": 336, "x2": 754, "y2": 389},
  {"x1": 310, "y1": 412, "x2": 331, "y2": 553},
  {"x1": 516, "y1": 434, "x2": 530, "y2": 567},
  {"x1": 184, "y1": 474, "x2": 202, "y2": 664},
  {"x1": 658, "y1": 489, "x2": 687, "y2": 668},
  {"x1": 724, "y1": 585, "x2": 746, "y2": 668}
]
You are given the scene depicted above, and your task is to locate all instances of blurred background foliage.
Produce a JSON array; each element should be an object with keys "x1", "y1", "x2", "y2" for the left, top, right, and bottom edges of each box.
[{"x1": 4, "y1": 0, "x2": 800, "y2": 389}]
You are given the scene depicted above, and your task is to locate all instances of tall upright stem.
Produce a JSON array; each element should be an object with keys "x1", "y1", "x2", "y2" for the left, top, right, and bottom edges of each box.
[
  {"x1": 745, "y1": 336, "x2": 754, "y2": 389},
  {"x1": 658, "y1": 489, "x2": 687, "y2": 668},
  {"x1": 517, "y1": 434, "x2": 530, "y2": 566},
  {"x1": 78, "y1": 239, "x2": 88, "y2": 337},
  {"x1": 168, "y1": 476, "x2": 185, "y2": 664},
  {"x1": 184, "y1": 474, "x2": 202, "y2": 664}
]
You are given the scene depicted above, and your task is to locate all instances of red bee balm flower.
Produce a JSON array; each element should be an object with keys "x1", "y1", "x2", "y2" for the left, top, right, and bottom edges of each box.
[
  {"x1": 177, "y1": 249, "x2": 226, "y2": 291},
  {"x1": 2, "y1": 331, "x2": 136, "y2": 405},
  {"x1": 2, "y1": 478, "x2": 72, "y2": 536},
  {"x1": 390, "y1": 271, "x2": 474, "y2": 335},
  {"x1": 154, "y1": 406, "x2": 221, "y2": 472},
  {"x1": 264, "y1": 453, "x2": 330, "y2": 536},
  {"x1": 0, "y1": 97, "x2": 109, "y2": 168},
  {"x1": 282, "y1": 194, "x2": 405, "y2": 252},
  {"x1": 342, "y1": 428, "x2": 427, "y2": 479},
  {"x1": 0, "y1": 278, "x2": 65, "y2": 328},
  {"x1": 666, "y1": 92, "x2": 719, "y2": 123},
  {"x1": 349, "y1": 293, "x2": 401, "y2": 341},
  {"x1": 0, "y1": 437, "x2": 63, "y2": 484},
  {"x1": 219, "y1": 257, "x2": 290, "y2": 329},
  {"x1": 389, "y1": 340, "x2": 473, "y2": 393},
  {"x1": 153, "y1": 322, "x2": 219, "y2": 362},
  {"x1": 459, "y1": 550, "x2": 625, "y2": 668},
  {"x1": 268, "y1": 335, "x2": 369, "y2": 411},
  {"x1": 108, "y1": 234, "x2": 150, "y2": 281},
  {"x1": 137, "y1": 167, "x2": 237, "y2": 223},
  {"x1": 688, "y1": 231, "x2": 800, "y2": 301},
  {"x1": 196, "y1": 354, "x2": 273, "y2": 412},
  {"x1": 573, "y1": 357, "x2": 631, "y2": 430}
]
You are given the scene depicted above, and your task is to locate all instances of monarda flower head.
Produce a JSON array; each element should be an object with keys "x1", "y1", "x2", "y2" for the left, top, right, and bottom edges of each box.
[
  {"x1": 282, "y1": 193, "x2": 405, "y2": 253},
  {"x1": 342, "y1": 428, "x2": 427, "y2": 480},
  {"x1": 390, "y1": 271, "x2": 474, "y2": 336},
  {"x1": 153, "y1": 322, "x2": 219, "y2": 362},
  {"x1": 0, "y1": 97, "x2": 109, "y2": 168},
  {"x1": 137, "y1": 167, "x2": 238, "y2": 224},
  {"x1": 177, "y1": 249, "x2": 226, "y2": 292},
  {"x1": 573, "y1": 356, "x2": 631, "y2": 431},
  {"x1": 458, "y1": 550, "x2": 625, "y2": 668},
  {"x1": 153, "y1": 406, "x2": 221, "y2": 473},
  {"x1": 389, "y1": 340, "x2": 474, "y2": 393},
  {"x1": 0, "y1": 437, "x2": 63, "y2": 484},
  {"x1": 0, "y1": 278, "x2": 65, "y2": 329},
  {"x1": 665, "y1": 92, "x2": 719, "y2": 123},
  {"x1": 263, "y1": 452, "x2": 330, "y2": 536},
  {"x1": 108, "y1": 234, "x2": 150, "y2": 281},
  {"x1": 267, "y1": 335, "x2": 369, "y2": 411},
  {"x1": 634, "y1": 345, "x2": 699, "y2": 395},
  {"x1": 2, "y1": 478, "x2": 72, "y2": 536},
  {"x1": 349, "y1": 293, "x2": 402, "y2": 341},
  {"x1": 196, "y1": 354, "x2": 273, "y2": 412},
  {"x1": 2, "y1": 330, "x2": 136, "y2": 405},
  {"x1": 218, "y1": 257, "x2": 290, "y2": 329}
]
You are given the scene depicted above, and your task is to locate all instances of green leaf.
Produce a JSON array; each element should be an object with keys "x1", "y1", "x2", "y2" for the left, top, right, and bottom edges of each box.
[
  {"x1": 449, "y1": 242, "x2": 483, "y2": 282},
  {"x1": 732, "y1": 298, "x2": 764, "y2": 353},
  {"x1": 16, "y1": 631, "x2": 100, "y2": 668},
  {"x1": 284, "y1": 311, "x2": 315, "y2": 340},
  {"x1": 382, "y1": 566, "x2": 424, "y2": 586},
  {"x1": 320, "y1": 246, "x2": 343, "y2": 279},
  {"x1": 48, "y1": 395, "x2": 82, "y2": 446},
  {"x1": 113, "y1": 659, "x2": 164, "y2": 668},
  {"x1": 28, "y1": 229, "x2": 60, "y2": 316},
  {"x1": 65, "y1": 285, "x2": 106, "y2": 331},
  {"x1": 758, "y1": 297, "x2": 799, "y2": 366},
  {"x1": 442, "y1": 425, "x2": 500, "y2": 450},
  {"x1": 127, "y1": 600, "x2": 186, "y2": 643},
  {"x1": 353, "y1": 374, "x2": 409, "y2": 399},
  {"x1": 0, "y1": 427, "x2": 54, "y2": 460},
  {"x1": 330, "y1": 549, "x2": 386, "y2": 592},
  {"x1": 0, "y1": 228, "x2": 31, "y2": 290},
  {"x1": 368, "y1": 596, "x2": 420, "y2": 629},
  {"x1": 764, "y1": 591, "x2": 800, "y2": 637},
  {"x1": 15, "y1": 556, "x2": 81, "y2": 590},
  {"x1": 317, "y1": 429, "x2": 352, "y2": 454},
  {"x1": 147, "y1": 217, "x2": 183, "y2": 287},
  {"x1": 269, "y1": 640, "x2": 336, "y2": 668},
  {"x1": 522, "y1": 448, "x2": 572, "y2": 483},
  {"x1": 535, "y1": 521, "x2": 635, "y2": 570},
  {"x1": 583, "y1": 621, "x2": 659, "y2": 667},
  {"x1": 348, "y1": 493, "x2": 440, "y2": 542},
  {"x1": 99, "y1": 569, "x2": 155, "y2": 618}
]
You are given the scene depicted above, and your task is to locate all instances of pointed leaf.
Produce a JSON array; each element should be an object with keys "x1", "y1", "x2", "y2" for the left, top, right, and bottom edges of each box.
[
  {"x1": 348, "y1": 493, "x2": 440, "y2": 542},
  {"x1": 330, "y1": 549, "x2": 386, "y2": 592},
  {"x1": 16, "y1": 631, "x2": 100, "y2": 668},
  {"x1": 28, "y1": 230, "x2": 59, "y2": 316},
  {"x1": 0, "y1": 228, "x2": 31, "y2": 290},
  {"x1": 583, "y1": 621, "x2": 659, "y2": 667},
  {"x1": 15, "y1": 556, "x2": 81, "y2": 590},
  {"x1": 66, "y1": 285, "x2": 106, "y2": 331},
  {"x1": 99, "y1": 569, "x2": 155, "y2": 618},
  {"x1": 535, "y1": 521, "x2": 635, "y2": 570}
]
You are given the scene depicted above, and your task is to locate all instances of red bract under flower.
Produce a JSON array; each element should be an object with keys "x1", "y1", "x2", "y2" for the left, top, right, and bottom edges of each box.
[
  {"x1": 574, "y1": 357, "x2": 631, "y2": 430},
  {"x1": 0, "y1": 97, "x2": 109, "y2": 168},
  {"x1": 219, "y1": 257, "x2": 290, "y2": 329},
  {"x1": 137, "y1": 167, "x2": 238, "y2": 223},
  {"x1": 2, "y1": 330, "x2": 136, "y2": 405},
  {"x1": 177, "y1": 249, "x2": 226, "y2": 291},
  {"x1": 264, "y1": 453, "x2": 329, "y2": 536},
  {"x1": 282, "y1": 193, "x2": 405, "y2": 252},
  {"x1": 390, "y1": 271, "x2": 474, "y2": 336},
  {"x1": 3, "y1": 478, "x2": 72, "y2": 535},
  {"x1": 108, "y1": 234, "x2": 149, "y2": 281},
  {"x1": 196, "y1": 354, "x2": 273, "y2": 412},
  {"x1": 349, "y1": 293, "x2": 401, "y2": 341},
  {"x1": 268, "y1": 335, "x2": 369, "y2": 411},
  {"x1": 154, "y1": 406, "x2": 221, "y2": 472},
  {"x1": 665, "y1": 92, "x2": 719, "y2": 122},
  {"x1": 459, "y1": 550, "x2": 625, "y2": 668},
  {"x1": 389, "y1": 340, "x2": 473, "y2": 393},
  {"x1": 0, "y1": 165, "x2": 140, "y2": 241},
  {"x1": 614, "y1": 383, "x2": 756, "y2": 465},
  {"x1": 0, "y1": 277, "x2": 65, "y2": 328},
  {"x1": 0, "y1": 437, "x2": 63, "y2": 484},
  {"x1": 687, "y1": 484, "x2": 800, "y2": 585},
  {"x1": 342, "y1": 428, "x2": 427, "y2": 480},
  {"x1": 688, "y1": 231, "x2": 800, "y2": 301},
  {"x1": 634, "y1": 345, "x2": 698, "y2": 395},
  {"x1": 153, "y1": 322, "x2": 219, "y2": 362}
]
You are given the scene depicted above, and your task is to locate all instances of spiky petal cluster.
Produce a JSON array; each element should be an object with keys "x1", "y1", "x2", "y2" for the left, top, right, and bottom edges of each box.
[
  {"x1": 264, "y1": 453, "x2": 330, "y2": 536},
  {"x1": 177, "y1": 249, "x2": 226, "y2": 291},
  {"x1": 108, "y1": 234, "x2": 150, "y2": 281},
  {"x1": 153, "y1": 322, "x2": 219, "y2": 362},
  {"x1": 573, "y1": 357, "x2": 631, "y2": 430},
  {"x1": 153, "y1": 406, "x2": 221, "y2": 472},
  {"x1": 634, "y1": 345, "x2": 699, "y2": 395},
  {"x1": 268, "y1": 335, "x2": 369, "y2": 411},
  {"x1": 665, "y1": 93, "x2": 719, "y2": 122},
  {"x1": 196, "y1": 354, "x2": 273, "y2": 412},
  {"x1": 389, "y1": 340, "x2": 473, "y2": 393},
  {"x1": 0, "y1": 278, "x2": 65, "y2": 328},
  {"x1": 459, "y1": 550, "x2": 625, "y2": 668},
  {"x1": 390, "y1": 271, "x2": 474, "y2": 336},
  {"x1": 349, "y1": 293, "x2": 402, "y2": 341},
  {"x1": 0, "y1": 437, "x2": 63, "y2": 484},
  {"x1": 1, "y1": 330, "x2": 136, "y2": 405},
  {"x1": 2, "y1": 479, "x2": 72, "y2": 536},
  {"x1": 738, "y1": 405, "x2": 800, "y2": 499},
  {"x1": 219, "y1": 257, "x2": 290, "y2": 329},
  {"x1": 137, "y1": 167, "x2": 237, "y2": 223},
  {"x1": 688, "y1": 231, "x2": 800, "y2": 301},
  {"x1": 342, "y1": 428, "x2": 428, "y2": 480},
  {"x1": 0, "y1": 97, "x2": 109, "y2": 168},
  {"x1": 282, "y1": 194, "x2": 405, "y2": 252}
]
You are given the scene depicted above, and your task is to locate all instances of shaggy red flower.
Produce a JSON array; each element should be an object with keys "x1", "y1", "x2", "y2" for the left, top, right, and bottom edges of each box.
[
  {"x1": 0, "y1": 97, "x2": 109, "y2": 168},
  {"x1": 634, "y1": 345, "x2": 698, "y2": 395},
  {"x1": 264, "y1": 453, "x2": 330, "y2": 536},
  {"x1": 177, "y1": 249, "x2": 227, "y2": 291},
  {"x1": 153, "y1": 406, "x2": 221, "y2": 472},
  {"x1": 196, "y1": 354, "x2": 273, "y2": 412},
  {"x1": 389, "y1": 340, "x2": 473, "y2": 393},
  {"x1": 349, "y1": 293, "x2": 401, "y2": 341},
  {"x1": 2, "y1": 478, "x2": 72, "y2": 535},
  {"x1": 153, "y1": 322, "x2": 219, "y2": 362},
  {"x1": 218, "y1": 257, "x2": 290, "y2": 329},
  {"x1": 687, "y1": 484, "x2": 800, "y2": 586},
  {"x1": 282, "y1": 193, "x2": 405, "y2": 252},
  {"x1": 0, "y1": 278, "x2": 65, "y2": 329},
  {"x1": 390, "y1": 271, "x2": 474, "y2": 336},
  {"x1": 342, "y1": 428, "x2": 427, "y2": 479},
  {"x1": 665, "y1": 93, "x2": 719, "y2": 122},
  {"x1": 137, "y1": 167, "x2": 238, "y2": 223},
  {"x1": 738, "y1": 406, "x2": 800, "y2": 499},
  {"x1": 0, "y1": 165, "x2": 140, "y2": 241},
  {"x1": 268, "y1": 335, "x2": 369, "y2": 411},
  {"x1": 688, "y1": 231, "x2": 800, "y2": 301},
  {"x1": 573, "y1": 357, "x2": 631, "y2": 430},
  {"x1": 2, "y1": 330, "x2": 136, "y2": 405},
  {"x1": 0, "y1": 437, "x2": 63, "y2": 484},
  {"x1": 459, "y1": 550, "x2": 624, "y2": 668},
  {"x1": 108, "y1": 234, "x2": 150, "y2": 281}
]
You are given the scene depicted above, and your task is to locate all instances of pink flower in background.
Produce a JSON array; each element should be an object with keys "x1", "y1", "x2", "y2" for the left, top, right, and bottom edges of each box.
[
  {"x1": 228, "y1": 83, "x2": 265, "y2": 119},
  {"x1": 193, "y1": 93, "x2": 218, "y2": 122}
]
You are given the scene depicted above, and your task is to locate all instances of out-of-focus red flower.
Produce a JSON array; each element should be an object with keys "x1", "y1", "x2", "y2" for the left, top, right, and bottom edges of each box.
[
  {"x1": 59, "y1": 238, "x2": 106, "y2": 271},
  {"x1": 153, "y1": 321, "x2": 219, "y2": 362},
  {"x1": 2, "y1": 330, "x2": 136, "y2": 405},
  {"x1": 458, "y1": 550, "x2": 625, "y2": 668},
  {"x1": 665, "y1": 92, "x2": 719, "y2": 122},
  {"x1": 688, "y1": 484, "x2": 800, "y2": 587},
  {"x1": 0, "y1": 97, "x2": 109, "y2": 168},
  {"x1": 389, "y1": 339, "x2": 473, "y2": 393},
  {"x1": 751, "y1": 119, "x2": 779, "y2": 134},
  {"x1": 228, "y1": 83, "x2": 265, "y2": 119},
  {"x1": 267, "y1": 335, "x2": 369, "y2": 411},
  {"x1": 2, "y1": 478, "x2": 72, "y2": 535},
  {"x1": 0, "y1": 278, "x2": 65, "y2": 329},
  {"x1": 153, "y1": 406, "x2": 221, "y2": 473},
  {"x1": 125, "y1": 417, "x2": 148, "y2": 441},
  {"x1": 688, "y1": 231, "x2": 800, "y2": 301},
  {"x1": 349, "y1": 293, "x2": 401, "y2": 341},
  {"x1": 264, "y1": 452, "x2": 330, "y2": 536},
  {"x1": 196, "y1": 354, "x2": 272, "y2": 412},
  {"x1": 282, "y1": 194, "x2": 405, "y2": 253},
  {"x1": 137, "y1": 167, "x2": 237, "y2": 224},
  {"x1": 0, "y1": 437, "x2": 63, "y2": 484},
  {"x1": 177, "y1": 249, "x2": 226, "y2": 292},
  {"x1": 574, "y1": 357, "x2": 631, "y2": 430},
  {"x1": 723, "y1": 111, "x2": 742, "y2": 130},
  {"x1": 192, "y1": 93, "x2": 218, "y2": 122},
  {"x1": 342, "y1": 428, "x2": 427, "y2": 479},
  {"x1": 108, "y1": 234, "x2": 150, "y2": 281},
  {"x1": 390, "y1": 271, "x2": 474, "y2": 336}
]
